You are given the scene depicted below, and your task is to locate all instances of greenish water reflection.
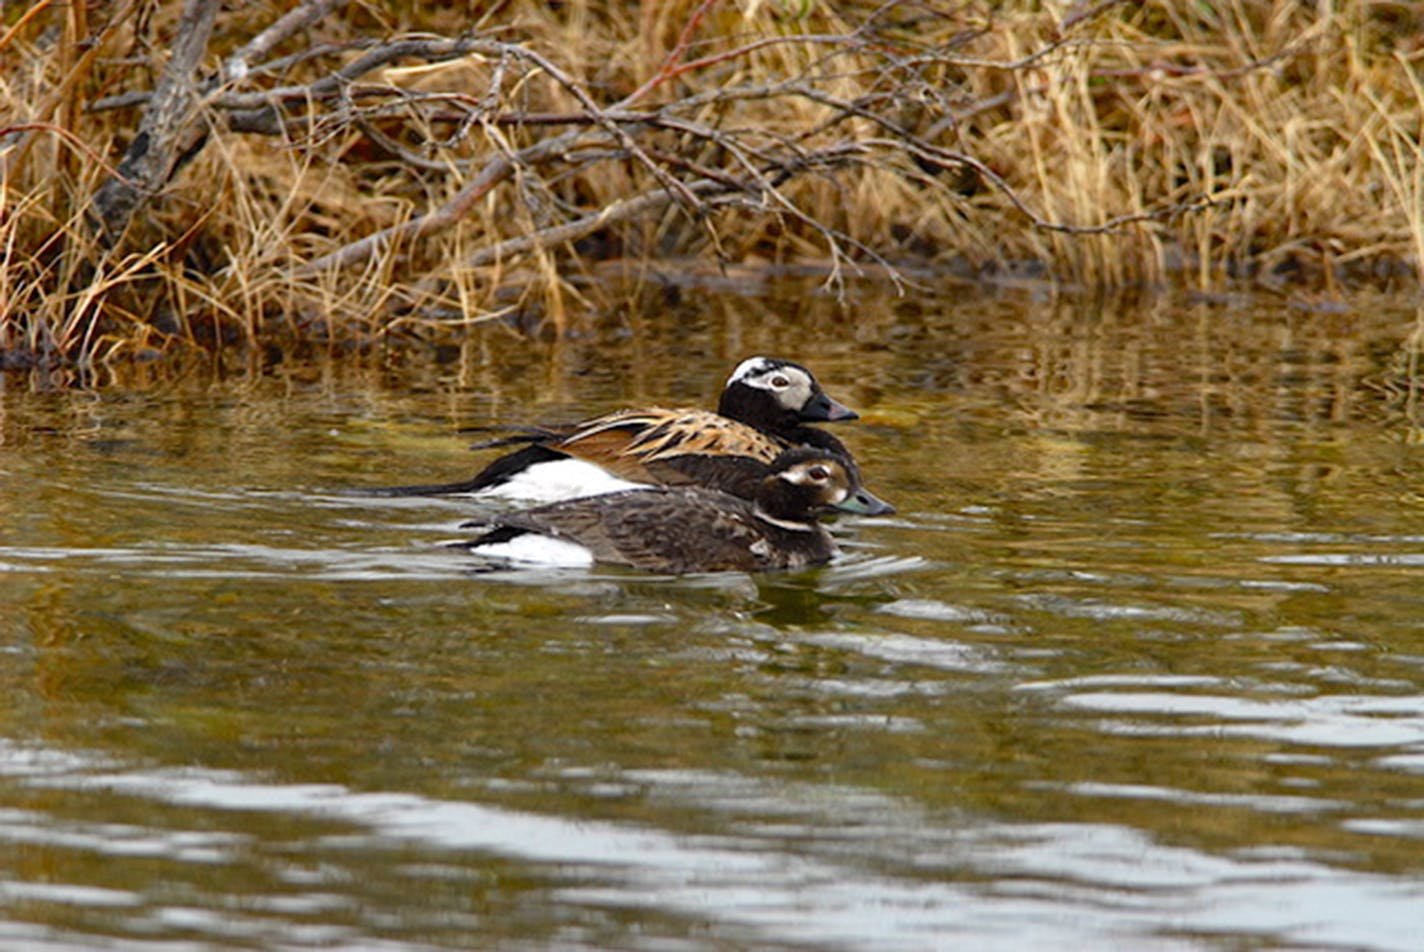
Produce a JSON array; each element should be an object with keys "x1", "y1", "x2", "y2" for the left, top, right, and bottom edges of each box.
[{"x1": 2, "y1": 288, "x2": 1423, "y2": 949}]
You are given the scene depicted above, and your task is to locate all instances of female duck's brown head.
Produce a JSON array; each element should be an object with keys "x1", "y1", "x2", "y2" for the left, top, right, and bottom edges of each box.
[{"x1": 754, "y1": 447, "x2": 895, "y2": 527}]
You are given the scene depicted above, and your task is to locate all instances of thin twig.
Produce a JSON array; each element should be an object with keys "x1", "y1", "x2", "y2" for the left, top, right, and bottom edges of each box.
[{"x1": 223, "y1": 0, "x2": 351, "y2": 82}]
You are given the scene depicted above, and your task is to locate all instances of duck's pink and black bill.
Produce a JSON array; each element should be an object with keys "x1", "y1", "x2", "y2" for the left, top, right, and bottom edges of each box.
[{"x1": 802, "y1": 391, "x2": 859, "y2": 422}]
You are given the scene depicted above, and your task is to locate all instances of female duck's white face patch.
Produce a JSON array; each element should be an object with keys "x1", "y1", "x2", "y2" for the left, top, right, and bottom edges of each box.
[
  {"x1": 779, "y1": 459, "x2": 850, "y2": 504},
  {"x1": 728, "y1": 358, "x2": 815, "y2": 412}
]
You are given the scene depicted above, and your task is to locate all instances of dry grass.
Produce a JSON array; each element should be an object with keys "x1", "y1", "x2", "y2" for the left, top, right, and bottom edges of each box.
[{"x1": 1, "y1": 0, "x2": 1421, "y2": 369}]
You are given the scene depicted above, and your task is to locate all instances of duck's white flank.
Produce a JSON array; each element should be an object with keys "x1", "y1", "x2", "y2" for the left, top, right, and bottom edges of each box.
[
  {"x1": 471, "y1": 532, "x2": 596, "y2": 567},
  {"x1": 477, "y1": 458, "x2": 646, "y2": 503}
]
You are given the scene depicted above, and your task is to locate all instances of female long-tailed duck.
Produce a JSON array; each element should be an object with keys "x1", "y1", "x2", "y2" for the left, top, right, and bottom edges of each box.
[{"x1": 458, "y1": 447, "x2": 892, "y2": 573}]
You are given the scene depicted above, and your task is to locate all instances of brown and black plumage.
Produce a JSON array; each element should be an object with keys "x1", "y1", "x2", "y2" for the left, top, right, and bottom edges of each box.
[
  {"x1": 467, "y1": 406, "x2": 790, "y2": 498},
  {"x1": 460, "y1": 447, "x2": 894, "y2": 574},
  {"x1": 361, "y1": 357, "x2": 868, "y2": 502}
]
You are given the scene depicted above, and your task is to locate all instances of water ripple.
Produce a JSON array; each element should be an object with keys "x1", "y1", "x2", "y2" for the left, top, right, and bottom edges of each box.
[
  {"x1": 800, "y1": 631, "x2": 1013, "y2": 674},
  {"x1": 1053, "y1": 691, "x2": 1424, "y2": 748},
  {"x1": 1038, "y1": 781, "x2": 1348, "y2": 815},
  {"x1": 5, "y1": 749, "x2": 1418, "y2": 951}
]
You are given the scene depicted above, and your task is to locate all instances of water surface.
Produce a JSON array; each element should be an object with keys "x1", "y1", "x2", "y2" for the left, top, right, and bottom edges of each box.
[{"x1": 2, "y1": 287, "x2": 1423, "y2": 949}]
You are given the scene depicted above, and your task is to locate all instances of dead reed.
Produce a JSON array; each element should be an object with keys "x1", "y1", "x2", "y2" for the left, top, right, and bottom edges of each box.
[{"x1": 1, "y1": 0, "x2": 1420, "y2": 369}]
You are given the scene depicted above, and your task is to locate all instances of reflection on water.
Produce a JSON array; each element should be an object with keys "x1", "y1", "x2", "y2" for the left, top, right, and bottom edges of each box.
[
  {"x1": 1, "y1": 288, "x2": 1423, "y2": 949},
  {"x1": 2, "y1": 744, "x2": 1421, "y2": 951}
]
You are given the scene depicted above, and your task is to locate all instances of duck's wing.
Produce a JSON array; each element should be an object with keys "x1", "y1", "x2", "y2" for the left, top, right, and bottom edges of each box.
[
  {"x1": 357, "y1": 408, "x2": 788, "y2": 499},
  {"x1": 501, "y1": 488, "x2": 773, "y2": 573},
  {"x1": 553, "y1": 408, "x2": 786, "y2": 485},
  {"x1": 603, "y1": 490, "x2": 775, "y2": 572}
]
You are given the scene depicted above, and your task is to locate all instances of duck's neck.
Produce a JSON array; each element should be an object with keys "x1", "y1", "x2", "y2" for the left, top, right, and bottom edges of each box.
[
  {"x1": 752, "y1": 505, "x2": 818, "y2": 533},
  {"x1": 718, "y1": 388, "x2": 796, "y2": 434},
  {"x1": 754, "y1": 474, "x2": 825, "y2": 530},
  {"x1": 781, "y1": 425, "x2": 847, "y2": 454}
]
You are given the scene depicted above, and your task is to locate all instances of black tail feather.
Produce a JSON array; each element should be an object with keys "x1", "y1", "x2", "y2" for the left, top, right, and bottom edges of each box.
[
  {"x1": 344, "y1": 443, "x2": 570, "y2": 497},
  {"x1": 338, "y1": 477, "x2": 489, "y2": 497},
  {"x1": 460, "y1": 423, "x2": 564, "y2": 450},
  {"x1": 462, "y1": 524, "x2": 526, "y2": 544}
]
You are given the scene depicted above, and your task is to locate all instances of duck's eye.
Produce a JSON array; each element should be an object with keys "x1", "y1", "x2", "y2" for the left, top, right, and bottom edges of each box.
[
  {"x1": 808, "y1": 465, "x2": 831, "y2": 481},
  {"x1": 769, "y1": 374, "x2": 790, "y2": 389}
]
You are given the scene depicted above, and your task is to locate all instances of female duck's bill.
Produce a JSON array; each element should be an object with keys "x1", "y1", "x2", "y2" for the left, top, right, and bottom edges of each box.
[{"x1": 459, "y1": 448, "x2": 892, "y2": 574}]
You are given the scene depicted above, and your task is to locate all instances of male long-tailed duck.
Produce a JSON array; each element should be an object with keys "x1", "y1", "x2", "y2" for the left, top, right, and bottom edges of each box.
[{"x1": 366, "y1": 357, "x2": 876, "y2": 504}]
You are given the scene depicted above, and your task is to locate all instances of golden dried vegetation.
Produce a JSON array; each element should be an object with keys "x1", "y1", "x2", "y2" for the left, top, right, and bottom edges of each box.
[{"x1": 1, "y1": 0, "x2": 1421, "y2": 369}]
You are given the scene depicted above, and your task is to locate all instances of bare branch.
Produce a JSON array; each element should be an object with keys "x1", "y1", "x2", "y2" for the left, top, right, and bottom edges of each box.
[
  {"x1": 88, "y1": 0, "x2": 221, "y2": 245},
  {"x1": 462, "y1": 177, "x2": 728, "y2": 271},
  {"x1": 223, "y1": 0, "x2": 351, "y2": 83},
  {"x1": 294, "y1": 125, "x2": 588, "y2": 275}
]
